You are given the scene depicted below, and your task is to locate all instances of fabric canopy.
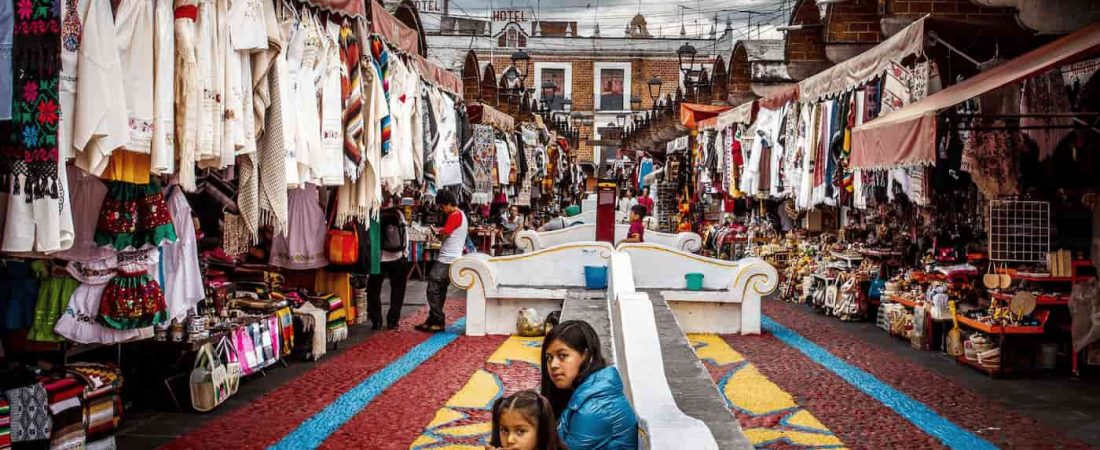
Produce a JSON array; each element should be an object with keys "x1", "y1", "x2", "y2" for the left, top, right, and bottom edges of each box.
[
  {"x1": 305, "y1": 0, "x2": 366, "y2": 19},
  {"x1": 414, "y1": 55, "x2": 464, "y2": 98},
  {"x1": 371, "y1": 1, "x2": 420, "y2": 56},
  {"x1": 698, "y1": 101, "x2": 756, "y2": 131},
  {"x1": 467, "y1": 103, "x2": 515, "y2": 132},
  {"x1": 799, "y1": 17, "x2": 928, "y2": 102},
  {"x1": 758, "y1": 84, "x2": 799, "y2": 110},
  {"x1": 679, "y1": 103, "x2": 730, "y2": 130},
  {"x1": 851, "y1": 21, "x2": 1100, "y2": 170}
]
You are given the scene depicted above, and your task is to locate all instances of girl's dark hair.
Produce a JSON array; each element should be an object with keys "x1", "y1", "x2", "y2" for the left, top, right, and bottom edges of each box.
[
  {"x1": 630, "y1": 204, "x2": 647, "y2": 218},
  {"x1": 489, "y1": 390, "x2": 565, "y2": 450},
  {"x1": 539, "y1": 320, "x2": 607, "y2": 418}
]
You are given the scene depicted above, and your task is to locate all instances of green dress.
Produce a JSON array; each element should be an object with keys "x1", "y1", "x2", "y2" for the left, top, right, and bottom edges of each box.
[{"x1": 29, "y1": 276, "x2": 80, "y2": 342}]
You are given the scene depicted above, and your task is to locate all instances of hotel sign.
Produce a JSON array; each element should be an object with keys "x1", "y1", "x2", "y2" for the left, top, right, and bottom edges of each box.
[
  {"x1": 415, "y1": 0, "x2": 441, "y2": 12},
  {"x1": 492, "y1": 9, "x2": 528, "y2": 22}
]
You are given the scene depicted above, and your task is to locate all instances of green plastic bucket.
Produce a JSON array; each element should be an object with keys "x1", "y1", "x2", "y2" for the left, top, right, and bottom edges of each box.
[{"x1": 685, "y1": 273, "x2": 704, "y2": 291}]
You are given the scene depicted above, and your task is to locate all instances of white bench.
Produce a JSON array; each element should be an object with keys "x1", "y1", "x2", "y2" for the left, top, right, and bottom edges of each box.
[
  {"x1": 515, "y1": 224, "x2": 702, "y2": 254},
  {"x1": 618, "y1": 243, "x2": 778, "y2": 335},
  {"x1": 449, "y1": 242, "x2": 615, "y2": 336}
]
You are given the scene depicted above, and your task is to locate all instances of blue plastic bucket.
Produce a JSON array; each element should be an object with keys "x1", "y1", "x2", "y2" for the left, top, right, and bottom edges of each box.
[
  {"x1": 685, "y1": 273, "x2": 704, "y2": 291},
  {"x1": 584, "y1": 266, "x2": 608, "y2": 290}
]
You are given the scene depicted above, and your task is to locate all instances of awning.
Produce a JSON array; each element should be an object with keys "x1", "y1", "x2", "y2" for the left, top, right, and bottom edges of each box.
[
  {"x1": 679, "y1": 103, "x2": 730, "y2": 130},
  {"x1": 851, "y1": 21, "x2": 1100, "y2": 170},
  {"x1": 413, "y1": 55, "x2": 464, "y2": 98},
  {"x1": 758, "y1": 84, "x2": 799, "y2": 110},
  {"x1": 467, "y1": 102, "x2": 515, "y2": 132},
  {"x1": 371, "y1": 1, "x2": 419, "y2": 55},
  {"x1": 697, "y1": 101, "x2": 756, "y2": 131},
  {"x1": 799, "y1": 17, "x2": 928, "y2": 102}
]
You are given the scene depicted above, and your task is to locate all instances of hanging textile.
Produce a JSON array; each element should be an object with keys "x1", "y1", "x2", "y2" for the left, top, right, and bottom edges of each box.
[
  {"x1": 339, "y1": 22, "x2": 365, "y2": 179},
  {"x1": 1, "y1": 0, "x2": 74, "y2": 253},
  {"x1": 468, "y1": 124, "x2": 495, "y2": 204},
  {"x1": 368, "y1": 35, "x2": 391, "y2": 157}
]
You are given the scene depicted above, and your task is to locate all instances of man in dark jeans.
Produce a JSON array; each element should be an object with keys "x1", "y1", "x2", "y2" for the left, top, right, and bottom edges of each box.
[
  {"x1": 417, "y1": 190, "x2": 468, "y2": 332},
  {"x1": 367, "y1": 205, "x2": 408, "y2": 330}
]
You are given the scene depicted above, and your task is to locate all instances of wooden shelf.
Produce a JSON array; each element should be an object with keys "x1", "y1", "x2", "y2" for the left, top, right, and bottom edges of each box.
[
  {"x1": 955, "y1": 311, "x2": 1048, "y2": 335},
  {"x1": 990, "y1": 291, "x2": 1070, "y2": 306}
]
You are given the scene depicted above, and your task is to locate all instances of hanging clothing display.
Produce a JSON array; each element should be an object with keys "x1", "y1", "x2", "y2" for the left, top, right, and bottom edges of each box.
[
  {"x1": 98, "y1": 247, "x2": 166, "y2": 329},
  {"x1": 159, "y1": 185, "x2": 203, "y2": 321},
  {"x1": 94, "y1": 179, "x2": 177, "y2": 251},
  {"x1": 468, "y1": 124, "x2": 495, "y2": 204},
  {"x1": 55, "y1": 258, "x2": 148, "y2": 344},
  {"x1": 29, "y1": 274, "x2": 80, "y2": 342},
  {"x1": 270, "y1": 183, "x2": 327, "y2": 270}
]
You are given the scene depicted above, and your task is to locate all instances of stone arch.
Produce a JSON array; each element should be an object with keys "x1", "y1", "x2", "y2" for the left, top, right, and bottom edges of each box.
[
  {"x1": 462, "y1": 50, "x2": 481, "y2": 101},
  {"x1": 481, "y1": 63, "x2": 498, "y2": 106},
  {"x1": 784, "y1": 0, "x2": 828, "y2": 80}
]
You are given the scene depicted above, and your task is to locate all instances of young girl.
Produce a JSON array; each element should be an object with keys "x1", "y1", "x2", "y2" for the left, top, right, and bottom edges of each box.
[{"x1": 487, "y1": 390, "x2": 565, "y2": 450}]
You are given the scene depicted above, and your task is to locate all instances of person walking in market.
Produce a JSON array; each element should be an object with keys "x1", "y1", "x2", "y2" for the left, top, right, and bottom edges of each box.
[
  {"x1": 367, "y1": 196, "x2": 409, "y2": 331},
  {"x1": 417, "y1": 190, "x2": 468, "y2": 333}
]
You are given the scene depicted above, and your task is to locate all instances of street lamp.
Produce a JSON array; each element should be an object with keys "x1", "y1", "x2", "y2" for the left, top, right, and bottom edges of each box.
[
  {"x1": 510, "y1": 50, "x2": 530, "y2": 85},
  {"x1": 616, "y1": 114, "x2": 627, "y2": 128},
  {"x1": 647, "y1": 75, "x2": 662, "y2": 104},
  {"x1": 677, "y1": 43, "x2": 698, "y2": 78},
  {"x1": 630, "y1": 94, "x2": 641, "y2": 111},
  {"x1": 562, "y1": 98, "x2": 572, "y2": 113}
]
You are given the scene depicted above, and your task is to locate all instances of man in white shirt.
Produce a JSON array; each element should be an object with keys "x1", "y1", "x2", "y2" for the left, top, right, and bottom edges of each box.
[{"x1": 417, "y1": 190, "x2": 468, "y2": 333}]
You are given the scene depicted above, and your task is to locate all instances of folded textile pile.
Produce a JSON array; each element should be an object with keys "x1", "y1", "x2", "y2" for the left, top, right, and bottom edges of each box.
[
  {"x1": 66, "y1": 363, "x2": 123, "y2": 449},
  {"x1": 44, "y1": 377, "x2": 85, "y2": 450},
  {"x1": 322, "y1": 295, "x2": 348, "y2": 343},
  {"x1": 294, "y1": 302, "x2": 328, "y2": 361}
]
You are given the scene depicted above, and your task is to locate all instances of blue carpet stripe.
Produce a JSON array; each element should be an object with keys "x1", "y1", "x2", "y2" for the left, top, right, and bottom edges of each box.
[
  {"x1": 269, "y1": 319, "x2": 467, "y2": 450},
  {"x1": 761, "y1": 316, "x2": 997, "y2": 450}
]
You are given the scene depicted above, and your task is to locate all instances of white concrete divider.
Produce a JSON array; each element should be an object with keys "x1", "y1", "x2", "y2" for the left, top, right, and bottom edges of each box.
[
  {"x1": 515, "y1": 224, "x2": 702, "y2": 254},
  {"x1": 618, "y1": 243, "x2": 778, "y2": 335},
  {"x1": 611, "y1": 291, "x2": 720, "y2": 450},
  {"x1": 449, "y1": 242, "x2": 615, "y2": 336}
]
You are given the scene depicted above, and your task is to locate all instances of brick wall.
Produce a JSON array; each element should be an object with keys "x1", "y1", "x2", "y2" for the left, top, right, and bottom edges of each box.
[
  {"x1": 785, "y1": 0, "x2": 828, "y2": 65},
  {"x1": 825, "y1": 0, "x2": 882, "y2": 44},
  {"x1": 887, "y1": 0, "x2": 1016, "y2": 19},
  {"x1": 479, "y1": 53, "x2": 696, "y2": 162},
  {"x1": 728, "y1": 44, "x2": 752, "y2": 103}
]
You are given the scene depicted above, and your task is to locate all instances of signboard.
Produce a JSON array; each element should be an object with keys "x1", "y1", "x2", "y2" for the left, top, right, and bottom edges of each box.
[
  {"x1": 414, "y1": 0, "x2": 442, "y2": 12},
  {"x1": 492, "y1": 9, "x2": 528, "y2": 22}
]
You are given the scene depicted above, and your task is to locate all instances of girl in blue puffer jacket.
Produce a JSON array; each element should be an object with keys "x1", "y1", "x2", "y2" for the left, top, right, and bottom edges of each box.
[{"x1": 540, "y1": 320, "x2": 638, "y2": 450}]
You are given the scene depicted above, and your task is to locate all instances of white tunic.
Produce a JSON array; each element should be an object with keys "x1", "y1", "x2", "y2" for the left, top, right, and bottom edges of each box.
[
  {"x1": 71, "y1": 0, "x2": 128, "y2": 175},
  {"x1": 317, "y1": 21, "x2": 344, "y2": 186},
  {"x1": 114, "y1": 0, "x2": 156, "y2": 154},
  {"x1": 151, "y1": 0, "x2": 175, "y2": 174}
]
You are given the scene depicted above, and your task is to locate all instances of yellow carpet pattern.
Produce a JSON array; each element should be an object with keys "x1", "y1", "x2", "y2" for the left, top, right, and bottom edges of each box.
[
  {"x1": 689, "y1": 334, "x2": 846, "y2": 449},
  {"x1": 410, "y1": 336, "x2": 544, "y2": 450}
]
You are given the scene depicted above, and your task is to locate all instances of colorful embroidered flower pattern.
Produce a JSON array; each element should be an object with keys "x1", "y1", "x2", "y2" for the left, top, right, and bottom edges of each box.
[
  {"x1": 22, "y1": 124, "x2": 39, "y2": 147},
  {"x1": 16, "y1": 0, "x2": 31, "y2": 20},
  {"x1": 37, "y1": 99, "x2": 57, "y2": 125},
  {"x1": 22, "y1": 80, "x2": 38, "y2": 103}
]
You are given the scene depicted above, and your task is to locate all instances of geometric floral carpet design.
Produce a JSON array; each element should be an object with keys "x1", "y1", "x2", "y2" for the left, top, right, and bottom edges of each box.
[
  {"x1": 409, "y1": 336, "x2": 544, "y2": 450},
  {"x1": 689, "y1": 334, "x2": 847, "y2": 449}
]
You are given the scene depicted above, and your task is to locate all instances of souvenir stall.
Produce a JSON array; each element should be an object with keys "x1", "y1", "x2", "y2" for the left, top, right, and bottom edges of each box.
[
  {"x1": 0, "y1": 0, "x2": 469, "y2": 439},
  {"x1": 765, "y1": 21, "x2": 1100, "y2": 378}
]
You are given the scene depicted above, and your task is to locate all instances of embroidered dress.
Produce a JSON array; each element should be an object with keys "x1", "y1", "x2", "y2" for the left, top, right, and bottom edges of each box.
[
  {"x1": 293, "y1": 14, "x2": 322, "y2": 185},
  {"x1": 114, "y1": 0, "x2": 155, "y2": 155},
  {"x1": 55, "y1": 257, "x2": 145, "y2": 344},
  {"x1": 174, "y1": 0, "x2": 200, "y2": 190},
  {"x1": 98, "y1": 248, "x2": 166, "y2": 329},
  {"x1": 0, "y1": 0, "x2": 74, "y2": 253},
  {"x1": 94, "y1": 178, "x2": 177, "y2": 251},
  {"x1": 469, "y1": 124, "x2": 495, "y2": 204},
  {"x1": 317, "y1": 21, "x2": 343, "y2": 186},
  {"x1": 270, "y1": 183, "x2": 327, "y2": 269},
  {"x1": 58, "y1": 0, "x2": 79, "y2": 160}
]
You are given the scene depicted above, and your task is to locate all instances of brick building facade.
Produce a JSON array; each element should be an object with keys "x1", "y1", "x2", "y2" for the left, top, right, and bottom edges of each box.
[{"x1": 427, "y1": 15, "x2": 730, "y2": 165}]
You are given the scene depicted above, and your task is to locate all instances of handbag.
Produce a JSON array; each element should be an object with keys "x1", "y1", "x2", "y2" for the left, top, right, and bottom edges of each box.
[
  {"x1": 325, "y1": 196, "x2": 360, "y2": 266},
  {"x1": 190, "y1": 342, "x2": 230, "y2": 412},
  {"x1": 214, "y1": 336, "x2": 242, "y2": 397}
]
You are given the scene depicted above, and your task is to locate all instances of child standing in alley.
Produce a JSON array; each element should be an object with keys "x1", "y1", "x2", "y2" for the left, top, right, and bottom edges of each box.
[{"x1": 620, "y1": 204, "x2": 647, "y2": 244}]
